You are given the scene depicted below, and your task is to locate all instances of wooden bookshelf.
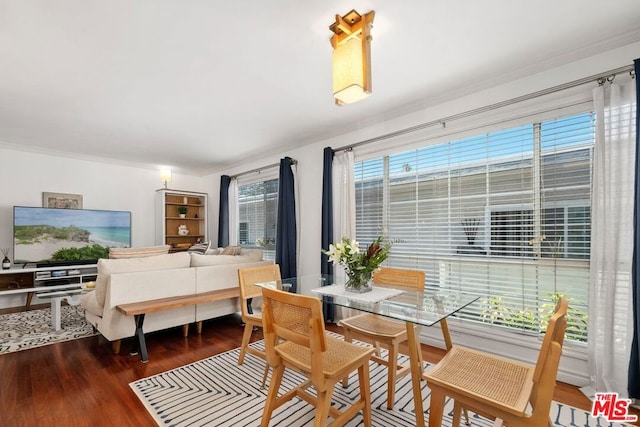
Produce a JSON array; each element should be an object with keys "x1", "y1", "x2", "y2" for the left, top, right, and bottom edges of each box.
[{"x1": 155, "y1": 189, "x2": 208, "y2": 251}]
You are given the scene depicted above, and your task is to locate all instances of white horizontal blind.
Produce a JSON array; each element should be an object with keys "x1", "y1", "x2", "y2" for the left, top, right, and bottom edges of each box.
[
  {"x1": 237, "y1": 177, "x2": 279, "y2": 261},
  {"x1": 354, "y1": 112, "x2": 594, "y2": 342}
]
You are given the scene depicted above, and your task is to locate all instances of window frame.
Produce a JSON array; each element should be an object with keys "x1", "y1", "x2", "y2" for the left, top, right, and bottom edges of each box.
[{"x1": 236, "y1": 171, "x2": 279, "y2": 260}]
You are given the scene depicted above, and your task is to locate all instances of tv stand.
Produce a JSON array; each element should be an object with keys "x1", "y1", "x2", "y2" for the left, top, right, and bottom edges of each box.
[
  {"x1": 0, "y1": 263, "x2": 97, "y2": 309},
  {"x1": 33, "y1": 264, "x2": 97, "y2": 287}
]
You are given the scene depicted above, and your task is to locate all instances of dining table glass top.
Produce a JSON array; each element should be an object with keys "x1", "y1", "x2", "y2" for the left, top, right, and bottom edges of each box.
[{"x1": 255, "y1": 274, "x2": 479, "y2": 327}]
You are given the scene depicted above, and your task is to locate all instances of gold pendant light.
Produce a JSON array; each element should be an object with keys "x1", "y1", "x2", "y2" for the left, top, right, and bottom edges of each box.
[{"x1": 330, "y1": 10, "x2": 375, "y2": 106}]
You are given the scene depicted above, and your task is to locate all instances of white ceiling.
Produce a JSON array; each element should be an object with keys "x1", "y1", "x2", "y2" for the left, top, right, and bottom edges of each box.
[{"x1": 1, "y1": 1, "x2": 639, "y2": 175}]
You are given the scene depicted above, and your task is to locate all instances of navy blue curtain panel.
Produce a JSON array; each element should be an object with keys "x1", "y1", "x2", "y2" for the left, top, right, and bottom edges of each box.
[
  {"x1": 217, "y1": 175, "x2": 231, "y2": 247},
  {"x1": 276, "y1": 157, "x2": 297, "y2": 285},
  {"x1": 321, "y1": 147, "x2": 335, "y2": 322},
  {"x1": 629, "y1": 57, "x2": 640, "y2": 399}
]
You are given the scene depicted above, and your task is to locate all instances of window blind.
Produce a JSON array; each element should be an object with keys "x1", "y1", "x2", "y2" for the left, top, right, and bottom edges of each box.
[
  {"x1": 237, "y1": 177, "x2": 279, "y2": 261},
  {"x1": 355, "y1": 112, "x2": 594, "y2": 342}
]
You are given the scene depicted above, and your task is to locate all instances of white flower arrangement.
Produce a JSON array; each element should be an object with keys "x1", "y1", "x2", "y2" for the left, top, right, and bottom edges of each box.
[{"x1": 323, "y1": 236, "x2": 391, "y2": 291}]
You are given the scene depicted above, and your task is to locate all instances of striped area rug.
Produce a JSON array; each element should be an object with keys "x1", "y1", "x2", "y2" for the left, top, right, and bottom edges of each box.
[{"x1": 131, "y1": 339, "x2": 627, "y2": 427}]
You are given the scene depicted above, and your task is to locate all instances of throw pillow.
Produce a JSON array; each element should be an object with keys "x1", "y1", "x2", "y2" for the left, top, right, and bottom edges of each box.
[
  {"x1": 221, "y1": 245, "x2": 242, "y2": 256},
  {"x1": 187, "y1": 241, "x2": 211, "y2": 255},
  {"x1": 109, "y1": 245, "x2": 171, "y2": 259}
]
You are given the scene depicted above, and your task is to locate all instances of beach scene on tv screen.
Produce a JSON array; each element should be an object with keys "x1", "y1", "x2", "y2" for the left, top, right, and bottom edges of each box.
[{"x1": 14, "y1": 208, "x2": 131, "y2": 263}]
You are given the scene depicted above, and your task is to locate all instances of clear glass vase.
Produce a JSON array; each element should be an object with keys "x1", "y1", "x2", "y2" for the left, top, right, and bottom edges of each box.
[{"x1": 344, "y1": 270, "x2": 373, "y2": 293}]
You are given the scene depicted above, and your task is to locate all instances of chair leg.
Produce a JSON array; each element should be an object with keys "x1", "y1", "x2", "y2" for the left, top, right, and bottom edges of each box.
[
  {"x1": 452, "y1": 399, "x2": 470, "y2": 425},
  {"x1": 341, "y1": 328, "x2": 354, "y2": 388},
  {"x1": 374, "y1": 341, "x2": 382, "y2": 357},
  {"x1": 314, "y1": 387, "x2": 335, "y2": 427},
  {"x1": 452, "y1": 401, "x2": 462, "y2": 427},
  {"x1": 261, "y1": 363, "x2": 284, "y2": 427},
  {"x1": 386, "y1": 342, "x2": 399, "y2": 409},
  {"x1": 238, "y1": 323, "x2": 253, "y2": 365},
  {"x1": 463, "y1": 408, "x2": 470, "y2": 425},
  {"x1": 260, "y1": 363, "x2": 270, "y2": 389},
  {"x1": 112, "y1": 339, "x2": 121, "y2": 354},
  {"x1": 428, "y1": 388, "x2": 446, "y2": 427},
  {"x1": 358, "y1": 362, "x2": 373, "y2": 427}
]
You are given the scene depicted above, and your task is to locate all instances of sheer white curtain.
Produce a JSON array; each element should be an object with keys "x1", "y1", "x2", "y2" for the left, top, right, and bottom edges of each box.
[
  {"x1": 332, "y1": 150, "x2": 355, "y2": 320},
  {"x1": 583, "y1": 78, "x2": 636, "y2": 398},
  {"x1": 228, "y1": 178, "x2": 239, "y2": 246},
  {"x1": 332, "y1": 150, "x2": 355, "y2": 245}
]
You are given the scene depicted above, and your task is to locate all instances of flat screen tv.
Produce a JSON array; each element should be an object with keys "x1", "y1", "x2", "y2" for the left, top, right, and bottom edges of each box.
[{"x1": 13, "y1": 206, "x2": 131, "y2": 265}]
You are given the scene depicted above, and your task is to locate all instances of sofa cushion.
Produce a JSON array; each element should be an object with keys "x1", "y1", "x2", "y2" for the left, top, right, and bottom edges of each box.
[
  {"x1": 94, "y1": 252, "x2": 191, "y2": 307},
  {"x1": 109, "y1": 245, "x2": 171, "y2": 259},
  {"x1": 189, "y1": 249, "x2": 263, "y2": 267}
]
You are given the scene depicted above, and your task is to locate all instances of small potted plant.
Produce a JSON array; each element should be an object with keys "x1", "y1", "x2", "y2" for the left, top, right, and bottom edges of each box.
[{"x1": 177, "y1": 206, "x2": 188, "y2": 218}]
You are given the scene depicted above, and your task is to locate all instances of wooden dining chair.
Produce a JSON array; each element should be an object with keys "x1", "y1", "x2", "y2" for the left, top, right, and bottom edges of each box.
[
  {"x1": 260, "y1": 286, "x2": 375, "y2": 427},
  {"x1": 339, "y1": 267, "x2": 425, "y2": 409},
  {"x1": 237, "y1": 264, "x2": 281, "y2": 387},
  {"x1": 423, "y1": 296, "x2": 568, "y2": 427}
]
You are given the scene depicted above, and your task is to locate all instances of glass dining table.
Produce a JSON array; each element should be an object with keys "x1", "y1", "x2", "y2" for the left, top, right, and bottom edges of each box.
[{"x1": 255, "y1": 274, "x2": 479, "y2": 427}]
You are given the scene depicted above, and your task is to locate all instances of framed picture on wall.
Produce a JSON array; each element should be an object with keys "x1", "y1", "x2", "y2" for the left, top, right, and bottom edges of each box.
[{"x1": 42, "y1": 192, "x2": 83, "y2": 209}]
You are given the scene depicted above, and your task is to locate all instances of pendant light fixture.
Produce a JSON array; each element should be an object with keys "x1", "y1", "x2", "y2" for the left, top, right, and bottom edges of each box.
[{"x1": 329, "y1": 10, "x2": 375, "y2": 106}]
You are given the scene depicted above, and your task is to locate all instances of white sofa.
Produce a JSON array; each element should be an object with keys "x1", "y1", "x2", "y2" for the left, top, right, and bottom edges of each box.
[{"x1": 80, "y1": 249, "x2": 271, "y2": 351}]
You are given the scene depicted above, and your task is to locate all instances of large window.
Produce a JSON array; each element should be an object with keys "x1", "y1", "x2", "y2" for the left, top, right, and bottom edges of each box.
[
  {"x1": 355, "y1": 112, "x2": 594, "y2": 342},
  {"x1": 237, "y1": 178, "x2": 278, "y2": 260}
]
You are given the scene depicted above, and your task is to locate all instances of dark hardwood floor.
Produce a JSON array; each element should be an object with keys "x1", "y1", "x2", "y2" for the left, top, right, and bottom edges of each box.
[{"x1": 0, "y1": 307, "x2": 636, "y2": 426}]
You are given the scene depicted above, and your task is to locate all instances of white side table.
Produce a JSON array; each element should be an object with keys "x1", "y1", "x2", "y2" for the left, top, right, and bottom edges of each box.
[
  {"x1": 49, "y1": 293, "x2": 83, "y2": 331},
  {"x1": 36, "y1": 287, "x2": 85, "y2": 331}
]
